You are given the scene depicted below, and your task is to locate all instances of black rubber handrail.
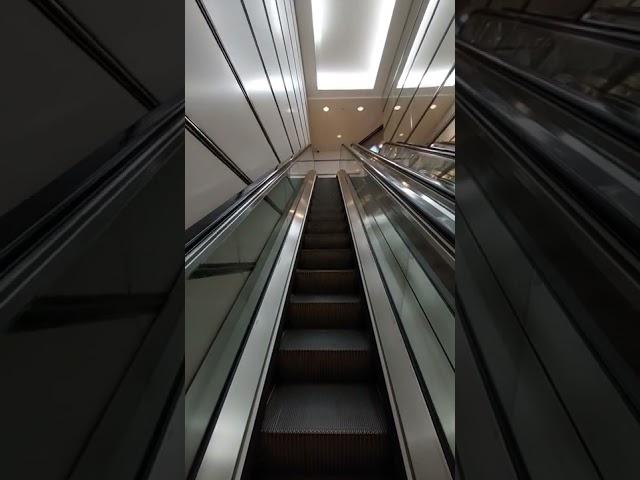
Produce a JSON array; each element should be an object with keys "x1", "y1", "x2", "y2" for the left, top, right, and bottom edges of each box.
[{"x1": 185, "y1": 144, "x2": 311, "y2": 266}]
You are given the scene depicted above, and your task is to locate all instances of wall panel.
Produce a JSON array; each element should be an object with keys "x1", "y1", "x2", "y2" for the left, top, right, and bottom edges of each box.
[
  {"x1": 244, "y1": 0, "x2": 303, "y2": 152},
  {"x1": 186, "y1": 0, "x2": 279, "y2": 181},
  {"x1": 385, "y1": 0, "x2": 454, "y2": 140},
  {"x1": 381, "y1": 0, "x2": 455, "y2": 146},
  {"x1": 1, "y1": 1, "x2": 145, "y2": 217},
  {"x1": 185, "y1": 131, "x2": 246, "y2": 229},
  {"x1": 284, "y1": 0, "x2": 311, "y2": 144},
  {"x1": 61, "y1": 0, "x2": 184, "y2": 101},
  {"x1": 264, "y1": 0, "x2": 306, "y2": 148},
  {"x1": 185, "y1": 0, "x2": 309, "y2": 229},
  {"x1": 203, "y1": 0, "x2": 293, "y2": 162}
]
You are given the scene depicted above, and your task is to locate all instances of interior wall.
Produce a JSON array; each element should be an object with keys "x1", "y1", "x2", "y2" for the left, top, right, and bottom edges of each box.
[
  {"x1": 381, "y1": 0, "x2": 455, "y2": 146},
  {"x1": 1, "y1": 1, "x2": 183, "y2": 219},
  {"x1": 185, "y1": 0, "x2": 310, "y2": 230}
]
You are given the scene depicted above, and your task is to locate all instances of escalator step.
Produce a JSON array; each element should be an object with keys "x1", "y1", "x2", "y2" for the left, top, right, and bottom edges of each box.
[
  {"x1": 298, "y1": 249, "x2": 353, "y2": 269},
  {"x1": 303, "y1": 233, "x2": 350, "y2": 249},
  {"x1": 309, "y1": 204, "x2": 343, "y2": 212},
  {"x1": 259, "y1": 476, "x2": 391, "y2": 480},
  {"x1": 308, "y1": 208, "x2": 343, "y2": 217},
  {"x1": 277, "y1": 329, "x2": 371, "y2": 382},
  {"x1": 308, "y1": 212, "x2": 345, "y2": 222},
  {"x1": 294, "y1": 269, "x2": 357, "y2": 294},
  {"x1": 259, "y1": 384, "x2": 389, "y2": 473},
  {"x1": 306, "y1": 221, "x2": 347, "y2": 234},
  {"x1": 288, "y1": 294, "x2": 362, "y2": 329}
]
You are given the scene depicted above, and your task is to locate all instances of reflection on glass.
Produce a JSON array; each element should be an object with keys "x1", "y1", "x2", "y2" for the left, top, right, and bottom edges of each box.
[
  {"x1": 185, "y1": 173, "x2": 301, "y2": 472},
  {"x1": 381, "y1": 144, "x2": 456, "y2": 186},
  {"x1": 350, "y1": 168, "x2": 455, "y2": 452},
  {"x1": 460, "y1": 12, "x2": 640, "y2": 110}
]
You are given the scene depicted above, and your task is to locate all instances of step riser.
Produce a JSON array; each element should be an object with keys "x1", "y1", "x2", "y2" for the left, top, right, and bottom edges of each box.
[
  {"x1": 308, "y1": 213, "x2": 345, "y2": 222},
  {"x1": 288, "y1": 302, "x2": 362, "y2": 329},
  {"x1": 295, "y1": 271, "x2": 357, "y2": 294},
  {"x1": 309, "y1": 207, "x2": 343, "y2": 214},
  {"x1": 303, "y1": 235, "x2": 350, "y2": 249},
  {"x1": 259, "y1": 434, "x2": 389, "y2": 473},
  {"x1": 306, "y1": 222, "x2": 348, "y2": 234},
  {"x1": 277, "y1": 350, "x2": 372, "y2": 382},
  {"x1": 299, "y1": 250, "x2": 353, "y2": 269}
]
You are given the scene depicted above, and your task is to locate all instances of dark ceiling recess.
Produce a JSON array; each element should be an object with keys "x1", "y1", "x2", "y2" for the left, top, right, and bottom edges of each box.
[{"x1": 359, "y1": 125, "x2": 383, "y2": 147}]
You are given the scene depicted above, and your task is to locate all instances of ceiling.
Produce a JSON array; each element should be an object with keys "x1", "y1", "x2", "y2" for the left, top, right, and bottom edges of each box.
[
  {"x1": 296, "y1": 0, "x2": 414, "y2": 152},
  {"x1": 308, "y1": 97, "x2": 384, "y2": 152},
  {"x1": 297, "y1": 0, "x2": 413, "y2": 98}
]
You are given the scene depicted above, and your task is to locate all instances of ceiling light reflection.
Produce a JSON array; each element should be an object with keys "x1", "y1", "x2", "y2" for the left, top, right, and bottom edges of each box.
[
  {"x1": 311, "y1": 0, "x2": 326, "y2": 47},
  {"x1": 399, "y1": 68, "x2": 456, "y2": 89},
  {"x1": 397, "y1": 0, "x2": 438, "y2": 87}
]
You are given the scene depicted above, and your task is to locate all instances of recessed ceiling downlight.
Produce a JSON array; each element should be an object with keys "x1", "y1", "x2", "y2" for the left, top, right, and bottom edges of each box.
[
  {"x1": 430, "y1": 104, "x2": 437, "y2": 109},
  {"x1": 322, "y1": 106, "x2": 330, "y2": 112},
  {"x1": 399, "y1": 133, "x2": 404, "y2": 137},
  {"x1": 337, "y1": 134, "x2": 342, "y2": 138},
  {"x1": 356, "y1": 106, "x2": 365, "y2": 112},
  {"x1": 394, "y1": 105, "x2": 401, "y2": 111}
]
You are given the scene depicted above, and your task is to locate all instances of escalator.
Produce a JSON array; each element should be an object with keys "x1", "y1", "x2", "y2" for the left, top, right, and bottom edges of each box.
[
  {"x1": 244, "y1": 177, "x2": 403, "y2": 479},
  {"x1": 187, "y1": 151, "x2": 454, "y2": 480}
]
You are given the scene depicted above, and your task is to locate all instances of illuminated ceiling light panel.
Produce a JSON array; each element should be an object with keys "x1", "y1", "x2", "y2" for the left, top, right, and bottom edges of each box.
[{"x1": 312, "y1": 0, "x2": 396, "y2": 90}]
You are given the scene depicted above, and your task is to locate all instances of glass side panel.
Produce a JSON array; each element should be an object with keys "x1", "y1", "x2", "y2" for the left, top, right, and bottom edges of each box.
[
  {"x1": 184, "y1": 173, "x2": 301, "y2": 473},
  {"x1": 348, "y1": 165, "x2": 455, "y2": 453},
  {"x1": 380, "y1": 144, "x2": 456, "y2": 186}
]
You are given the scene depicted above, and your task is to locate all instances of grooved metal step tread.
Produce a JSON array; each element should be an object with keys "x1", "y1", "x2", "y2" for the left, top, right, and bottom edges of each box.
[
  {"x1": 280, "y1": 329, "x2": 368, "y2": 352},
  {"x1": 298, "y1": 249, "x2": 353, "y2": 269},
  {"x1": 261, "y1": 384, "x2": 387, "y2": 435},
  {"x1": 287, "y1": 294, "x2": 362, "y2": 329},
  {"x1": 277, "y1": 330, "x2": 371, "y2": 381}
]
